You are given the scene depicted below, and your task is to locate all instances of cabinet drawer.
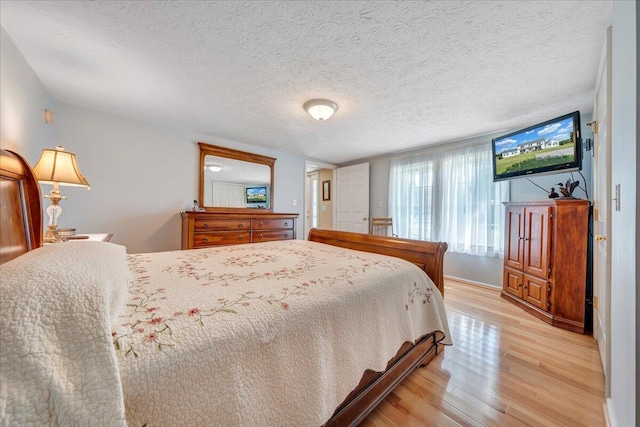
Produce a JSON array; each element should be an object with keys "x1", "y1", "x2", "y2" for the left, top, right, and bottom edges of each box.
[
  {"x1": 523, "y1": 275, "x2": 550, "y2": 311},
  {"x1": 195, "y1": 219, "x2": 250, "y2": 231},
  {"x1": 252, "y1": 230, "x2": 294, "y2": 242},
  {"x1": 252, "y1": 218, "x2": 294, "y2": 230},
  {"x1": 194, "y1": 232, "x2": 250, "y2": 247}
]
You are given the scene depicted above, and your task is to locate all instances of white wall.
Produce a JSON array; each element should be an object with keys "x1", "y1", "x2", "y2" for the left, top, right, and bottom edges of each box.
[
  {"x1": 608, "y1": 1, "x2": 637, "y2": 425},
  {"x1": 0, "y1": 27, "x2": 54, "y2": 163},
  {"x1": 368, "y1": 156, "x2": 391, "y2": 219},
  {"x1": 359, "y1": 119, "x2": 593, "y2": 288},
  {"x1": 52, "y1": 102, "x2": 305, "y2": 253}
]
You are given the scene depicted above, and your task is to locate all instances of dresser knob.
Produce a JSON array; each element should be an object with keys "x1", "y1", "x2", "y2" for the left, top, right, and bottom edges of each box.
[
  {"x1": 258, "y1": 222, "x2": 263, "y2": 227},
  {"x1": 203, "y1": 223, "x2": 209, "y2": 229},
  {"x1": 203, "y1": 237, "x2": 209, "y2": 243},
  {"x1": 284, "y1": 233, "x2": 289, "y2": 238},
  {"x1": 238, "y1": 223, "x2": 243, "y2": 228},
  {"x1": 238, "y1": 235, "x2": 244, "y2": 241},
  {"x1": 258, "y1": 234, "x2": 263, "y2": 240},
  {"x1": 284, "y1": 222, "x2": 288, "y2": 227}
]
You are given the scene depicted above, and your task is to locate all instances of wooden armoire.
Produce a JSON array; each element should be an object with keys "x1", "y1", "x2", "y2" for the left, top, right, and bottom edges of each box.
[{"x1": 501, "y1": 199, "x2": 590, "y2": 333}]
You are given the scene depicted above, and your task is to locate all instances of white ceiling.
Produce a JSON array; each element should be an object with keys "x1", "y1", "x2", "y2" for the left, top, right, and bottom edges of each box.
[{"x1": 1, "y1": 1, "x2": 613, "y2": 164}]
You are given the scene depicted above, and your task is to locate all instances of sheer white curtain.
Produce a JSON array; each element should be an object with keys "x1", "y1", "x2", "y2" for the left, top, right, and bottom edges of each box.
[
  {"x1": 389, "y1": 153, "x2": 436, "y2": 241},
  {"x1": 389, "y1": 142, "x2": 510, "y2": 257}
]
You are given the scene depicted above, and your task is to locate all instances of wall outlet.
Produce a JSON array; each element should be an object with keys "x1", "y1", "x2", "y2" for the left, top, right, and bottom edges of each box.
[{"x1": 292, "y1": 199, "x2": 297, "y2": 206}]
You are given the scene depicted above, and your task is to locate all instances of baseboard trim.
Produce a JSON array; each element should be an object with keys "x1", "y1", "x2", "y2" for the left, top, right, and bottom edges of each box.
[{"x1": 444, "y1": 275, "x2": 501, "y2": 291}]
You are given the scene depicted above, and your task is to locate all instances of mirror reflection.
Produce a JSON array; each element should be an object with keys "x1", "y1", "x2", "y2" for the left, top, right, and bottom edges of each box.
[
  {"x1": 198, "y1": 142, "x2": 275, "y2": 211},
  {"x1": 203, "y1": 155, "x2": 271, "y2": 209}
]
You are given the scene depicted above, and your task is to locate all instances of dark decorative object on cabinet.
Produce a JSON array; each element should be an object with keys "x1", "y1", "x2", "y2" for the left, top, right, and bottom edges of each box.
[{"x1": 558, "y1": 179, "x2": 580, "y2": 198}]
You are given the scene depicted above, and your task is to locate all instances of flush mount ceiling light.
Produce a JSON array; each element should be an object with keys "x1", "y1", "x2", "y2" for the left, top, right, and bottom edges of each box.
[
  {"x1": 303, "y1": 99, "x2": 338, "y2": 121},
  {"x1": 207, "y1": 165, "x2": 223, "y2": 172}
]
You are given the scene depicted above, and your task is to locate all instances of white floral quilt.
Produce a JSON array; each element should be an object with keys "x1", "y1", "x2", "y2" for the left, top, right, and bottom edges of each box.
[{"x1": 115, "y1": 239, "x2": 451, "y2": 426}]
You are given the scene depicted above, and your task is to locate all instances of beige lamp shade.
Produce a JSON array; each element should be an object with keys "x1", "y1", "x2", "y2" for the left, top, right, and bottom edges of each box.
[{"x1": 33, "y1": 146, "x2": 90, "y2": 188}]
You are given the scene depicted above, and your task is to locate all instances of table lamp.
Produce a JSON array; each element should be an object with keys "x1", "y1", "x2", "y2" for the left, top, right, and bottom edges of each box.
[{"x1": 33, "y1": 146, "x2": 90, "y2": 243}]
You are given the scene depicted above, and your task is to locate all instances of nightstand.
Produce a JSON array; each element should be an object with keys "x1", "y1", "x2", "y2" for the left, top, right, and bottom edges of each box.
[{"x1": 67, "y1": 233, "x2": 113, "y2": 242}]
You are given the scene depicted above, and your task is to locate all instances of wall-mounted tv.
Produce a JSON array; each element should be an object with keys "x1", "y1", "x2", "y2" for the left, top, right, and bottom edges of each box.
[
  {"x1": 492, "y1": 111, "x2": 582, "y2": 182},
  {"x1": 245, "y1": 186, "x2": 267, "y2": 204}
]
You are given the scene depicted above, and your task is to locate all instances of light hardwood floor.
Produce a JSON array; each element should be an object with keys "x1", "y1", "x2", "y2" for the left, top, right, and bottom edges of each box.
[{"x1": 363, "y1": 279, "x2": 606, "y2": 426}]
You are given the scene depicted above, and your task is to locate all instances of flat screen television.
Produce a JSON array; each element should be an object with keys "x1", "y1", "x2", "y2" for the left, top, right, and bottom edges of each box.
[
  {"x1": 245, "y1": 186, "x2": 267, "y2": 204},
  {"x1": 492, "y1": 111, "x2": 582, "y2": 182}
]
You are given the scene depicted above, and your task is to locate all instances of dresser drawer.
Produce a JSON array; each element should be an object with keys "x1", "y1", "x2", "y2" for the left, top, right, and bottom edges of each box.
[
  {"x1": 252, "y1": 218, "x2": 294, "y2": 230},
  {"x1": 195, "y1": 219, "x2": 250, "y2": 231},
  {"x1": 194, "y1": 232, "x2": 250, "y2": 247},
  {"x1": 252, "y1": 230, "x2": 294, "y2": 242}
]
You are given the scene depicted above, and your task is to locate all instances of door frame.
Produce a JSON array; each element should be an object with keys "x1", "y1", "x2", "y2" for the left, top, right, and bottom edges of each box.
[
  {"x1": 592, "y1": 26, "x2": 612, "y2": 398},
  {"x1": 303, "y1": 160, "x2": 337, "y2": 239}
]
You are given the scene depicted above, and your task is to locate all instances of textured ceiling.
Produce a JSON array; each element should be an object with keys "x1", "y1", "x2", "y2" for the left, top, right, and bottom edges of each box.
[{"x1": 1, "y1": 1, "x2": 613, "y2": 164}]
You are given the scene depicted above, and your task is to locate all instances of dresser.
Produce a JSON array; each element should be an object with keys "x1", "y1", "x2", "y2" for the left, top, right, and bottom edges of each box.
[
  {"x1": 501, "y1": 199, "x2": 590, "y2": 333},
  {"x1": 181, "y1": 212, "x2": 298, "y2": 249}
]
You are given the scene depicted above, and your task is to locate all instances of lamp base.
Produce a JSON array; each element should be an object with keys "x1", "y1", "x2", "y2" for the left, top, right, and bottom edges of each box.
[{"x1": 43, "y1": 225, "x2": 59, "y2": 243}]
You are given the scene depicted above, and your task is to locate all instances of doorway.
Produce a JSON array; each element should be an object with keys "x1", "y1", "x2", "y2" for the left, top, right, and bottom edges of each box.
[{"x1": 304, "y1": 160, "x2": 337, "y2": 239}]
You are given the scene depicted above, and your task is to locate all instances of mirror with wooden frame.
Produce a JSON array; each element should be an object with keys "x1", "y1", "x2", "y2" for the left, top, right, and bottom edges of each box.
[{"x1": 198, "y1": 142, "x2": 275, "y2": 212}]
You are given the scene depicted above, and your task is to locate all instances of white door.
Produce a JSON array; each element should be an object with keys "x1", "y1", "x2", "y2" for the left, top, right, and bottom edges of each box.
[
  {"x1": 336, "y1": 163, "x2": 370, "y2": 233},
  {"x1": 212, "y1": 182, "x2": 246, "y2": 207},
  {"x1": 592, "y1": 26, "x2": 611, "y2": 397}
]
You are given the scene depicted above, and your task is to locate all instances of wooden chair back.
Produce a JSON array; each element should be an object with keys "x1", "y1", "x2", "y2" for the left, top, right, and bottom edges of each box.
[{"x1": 370, "y1": 217, "x2": 396, "y2": 237}]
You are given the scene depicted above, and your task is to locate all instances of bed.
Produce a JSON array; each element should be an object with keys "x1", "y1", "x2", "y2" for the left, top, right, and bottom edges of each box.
[{"x1": 0, "y1": 149, "x2": 451, "y2": 426}]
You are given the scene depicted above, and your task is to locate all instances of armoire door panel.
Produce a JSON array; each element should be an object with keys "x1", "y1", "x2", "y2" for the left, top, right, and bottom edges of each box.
[
  {"x1": 523, "y1": 275, "x2": 549, "y2": 311},
  {"x1": 523, "y1": 206, "x2": 551, "y2": 279},
  {"x1": 505, "y1": 206, "x2": 525, "y2": 270},
  {"x1": 503, "y1": 268, "x2": 523, "y2": 299}
]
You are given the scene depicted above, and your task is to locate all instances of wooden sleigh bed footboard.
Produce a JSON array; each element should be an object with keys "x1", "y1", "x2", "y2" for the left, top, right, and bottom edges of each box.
[
  {"x1": 308, "y1": 228, "x2": 447, "y2": 297},
  {"x1": 308, "y1": 228, "x2": 448, "y2": 426},
  {"x1": 325, "y1": 332, "x2": 440, "y2": 426}
]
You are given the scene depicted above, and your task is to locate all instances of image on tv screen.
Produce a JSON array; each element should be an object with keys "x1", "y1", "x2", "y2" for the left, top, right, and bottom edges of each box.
[
  {"x1": 246, "y1": 187, "x2": 267, "y2": 203},
  {"x1": 493, "y1": 114, "x2": 578, "y2": 179}
]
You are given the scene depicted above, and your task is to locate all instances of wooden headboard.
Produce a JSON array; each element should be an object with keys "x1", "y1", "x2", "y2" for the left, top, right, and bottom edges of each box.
[
  {"x1": 0, "y1": 149, "x2": 43, "y2": 264},
  {"x1": 308, "y1": 228, "x2": 448, "y2": 297}
]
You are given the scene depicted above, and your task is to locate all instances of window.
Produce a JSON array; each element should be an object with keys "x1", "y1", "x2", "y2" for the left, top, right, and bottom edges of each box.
[{"x1": 389, "y1": 142, "x2": 509, "y2": 257}]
